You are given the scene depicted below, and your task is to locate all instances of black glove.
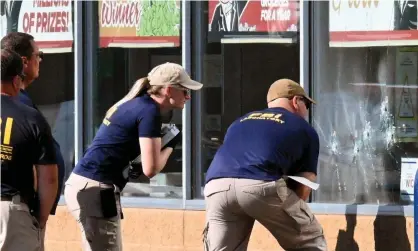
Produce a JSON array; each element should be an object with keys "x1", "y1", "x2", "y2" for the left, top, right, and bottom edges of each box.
[
  {"x1": 128, "y1": 163, "x2": 143, "y2": 180},
  {"x1": 164, "y1": 132, "x2": 181, "y2": 150}
]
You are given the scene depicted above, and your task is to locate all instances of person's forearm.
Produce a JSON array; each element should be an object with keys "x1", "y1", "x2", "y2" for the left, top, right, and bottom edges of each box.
[
  {"x1": 38, "y1": 180, "x2": 58, "y2": 226},
  {"x1": 156, "y1": 147, "x2": 173, "y2": 173},
  {"x1": 37, "y1": 165, "x2": 58, "y2": 227},
  {"x1": 289, "y1": 172, "x2": 316, "y2": 201},
  {"x1": 294, "y1": 185, "x2": 311, "y2": 201}
]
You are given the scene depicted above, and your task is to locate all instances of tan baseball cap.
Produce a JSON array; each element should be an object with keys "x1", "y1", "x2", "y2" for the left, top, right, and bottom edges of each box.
[
  {"x1": 266, "y1": 78, "x2": 316, "y2": 104},
  {"x1": 147, "y1": 62, "x2": 203, "y2": 90}
]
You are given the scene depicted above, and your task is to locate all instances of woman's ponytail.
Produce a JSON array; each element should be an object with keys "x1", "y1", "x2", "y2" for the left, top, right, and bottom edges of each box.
[{"x1": 105, "y1": 77, "x2": 151, "y2": 118}]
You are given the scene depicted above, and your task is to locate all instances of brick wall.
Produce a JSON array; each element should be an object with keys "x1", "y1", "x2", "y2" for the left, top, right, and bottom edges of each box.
[{"x1": 45, "y1": 206, "x2": 413, "y2": 251}]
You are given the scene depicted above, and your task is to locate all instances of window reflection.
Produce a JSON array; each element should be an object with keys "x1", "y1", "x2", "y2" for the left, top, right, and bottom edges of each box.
[
  {"x1": 28, "y1": 52, "x2": 75, "y2": 190},
  {"x1": 94, "y1": 48, "x2": 183, "y2": 198},
  {"x1": 313, "y1": 47, "x2": 418, "y2": 205}
]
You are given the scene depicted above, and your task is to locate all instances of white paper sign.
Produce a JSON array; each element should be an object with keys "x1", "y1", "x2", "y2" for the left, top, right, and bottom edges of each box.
[
  {"x1": 329, "y1": 0, "x2": 396, "y2": 32},
  {"x1": 287, "y1": 176, "x2": 320, "y2": 190},
  {"x1": 395, "y1": 49, "x2": 418, "y2": 140},
  {"x1": 400, "y1": 157, "x2": 418, "y2": 202},
  {"x1": 0, "y1": 0, "x2": 73, "y2": 51}
]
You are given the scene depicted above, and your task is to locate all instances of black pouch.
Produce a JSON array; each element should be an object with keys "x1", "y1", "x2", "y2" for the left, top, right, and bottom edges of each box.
[{"x1": 100, "y1": 187, "x2": 118, "y2": 218}]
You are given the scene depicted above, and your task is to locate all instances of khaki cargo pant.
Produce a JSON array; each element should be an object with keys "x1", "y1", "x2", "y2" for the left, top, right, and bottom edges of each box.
[
  {"x1": 0, "y1": 195, "x2": 42, "y2": 251},
  {"x1": 64, "y1": 173, "x2": 123, "y2": 251},
  {"x1": 203, "y1": 178, "x2": 327, "y2": 251}
]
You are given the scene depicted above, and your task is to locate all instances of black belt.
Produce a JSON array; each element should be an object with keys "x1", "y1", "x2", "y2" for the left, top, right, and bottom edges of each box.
[
  {"x1": 1, "y1": 195, "x2": 13, "y2": 201},
  {"x1": 0, "y1": 195, "x2": 30, "y2": 204}
]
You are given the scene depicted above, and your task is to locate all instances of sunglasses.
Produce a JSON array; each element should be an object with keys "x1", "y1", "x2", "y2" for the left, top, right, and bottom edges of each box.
[
  {"x1": 299, "y1": 97, "x2": 311, "y2": 110},
  {"x1": 288, "y1": 96, "x2": 311, "y2": 110},
  {"x1": 33, "y1": 51, "x2": 44, "y2": 60},
  {"x1": 172, "y1": 85, "x2": 191, "y2": 96}
]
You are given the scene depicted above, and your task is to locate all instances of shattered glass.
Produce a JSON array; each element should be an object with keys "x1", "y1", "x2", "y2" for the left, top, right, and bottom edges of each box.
[{"x1": 313, "y1": 47, "x2": 418, "y2": 205}]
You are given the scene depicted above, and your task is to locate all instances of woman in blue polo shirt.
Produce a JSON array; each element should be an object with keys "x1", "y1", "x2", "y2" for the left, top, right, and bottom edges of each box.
[{"x1": 64, "y1": 63, "x2": 203, "y2": 251}]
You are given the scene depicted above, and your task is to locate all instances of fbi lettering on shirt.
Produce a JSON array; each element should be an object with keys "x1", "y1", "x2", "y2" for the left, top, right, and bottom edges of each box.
[
  {"x1": 0, "y1": 117, "x2": 14, "y2": 161},
  {"x1": 240, "y1": 112, "x2": 285, "y2": 124}
]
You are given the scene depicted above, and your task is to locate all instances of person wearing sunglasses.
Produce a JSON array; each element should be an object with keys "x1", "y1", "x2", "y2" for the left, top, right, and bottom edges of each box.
[
  {"x1": 1, "y1": 49, "x2": 58, "y2": 251},
  {"x1": 64, "y1": 62, "x2": 203, "y2": 251},
  {"x1": 203, "y1": 79, "x2": 327, "y2": 251},
  {"x1": 1, "y1": 32, "x2": 62, "y2": 251}
]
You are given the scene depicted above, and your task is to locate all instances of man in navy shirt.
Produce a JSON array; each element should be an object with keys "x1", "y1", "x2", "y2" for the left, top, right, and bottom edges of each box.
[
  {"x1": 203, "y1": 79, "x2": 327, "y2": 251},
  {"x1": 1, "y1": 32, "x2": 65, "y2": 217},
  {"x1": 1, "y1": 32, "x2": 66, "y2": 251},
  {"x1": 1, "y1": 49, "x2": 58, "y2": 251}
]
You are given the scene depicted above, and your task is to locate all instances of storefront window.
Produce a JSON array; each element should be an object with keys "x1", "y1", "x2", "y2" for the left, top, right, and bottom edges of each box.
[
  {"x1": 193, "y1": 0, "x2": 300, "y2": 197},
  {"x1": 91, "y1": 0, "x2": 182, "y2": 198},
  {"x1": 29, "y1": 53, "x2": 75, "y2": 192},
  {"x1": 312, "y1": 1, "x2": 418, "y2": 205},
  {"x1": 0, "y1": 0, "x2": 75, "y2": 193}
]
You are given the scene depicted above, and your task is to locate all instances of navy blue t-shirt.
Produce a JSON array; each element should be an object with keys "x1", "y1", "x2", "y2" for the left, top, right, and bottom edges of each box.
[
  {"x1": 205, "y1": 107, "x2": 319, "y2": 183},
  {"x1": 19, "y1": 89, "x2": 36, "y2": 108},
  {"x1": 73, "y1": 95, "x2": 162, "y2": 189},
  {"x1": 1, "y1": 95, "x2": 56, "y2": 200},
  {"x1": 18, "y1": 89, "x2": 65, "y2": 215}
]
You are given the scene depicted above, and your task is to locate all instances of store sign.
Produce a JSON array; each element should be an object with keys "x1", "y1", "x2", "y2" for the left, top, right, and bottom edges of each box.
[
  {"x1": 99, "y1": 0, "x2": 180, "y2": 48},
  {"x1": 330, "y1": 0, "x2": 418, "y2": 47},
  {"x1": 208, "y1": 0, "x2": 299, "y2": 43},
  {"x1": 0, "y1": 0, "x2": 73, "y2": 53},
  {"x1": 400, "y1": 158, "x2": 418, "y2": 202}
]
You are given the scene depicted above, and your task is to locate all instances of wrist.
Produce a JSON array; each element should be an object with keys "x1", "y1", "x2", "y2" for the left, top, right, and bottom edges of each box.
[{"x1": 38, "y1": 215, "x2": 49, "y2": 226}]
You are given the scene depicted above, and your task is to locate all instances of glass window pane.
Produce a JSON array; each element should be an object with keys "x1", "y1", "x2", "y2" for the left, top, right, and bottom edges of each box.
[
  {"x1": 28, "y1": 52, "x2": 75, "y2": 193},
  {"x1": 95, "y1": 48, "x2": 182, "y2": 198},
  {"x1": 194, "y1": 0, "x2": 300, "y2": 198},
  {"x1": 313, "y1": 1, "x2": 418, "y2": 205},
  {"x1": 84, "y1": 0, "x2": 182, "y2": 198},
  {"x1": 0, "y1": 0, "x2": 75, "y2": 196}
]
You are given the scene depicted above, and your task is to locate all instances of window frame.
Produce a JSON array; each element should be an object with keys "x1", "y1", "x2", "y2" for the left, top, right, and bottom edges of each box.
[{"x1": 63, "y1": 0, "x2": 413, "y2": 217}]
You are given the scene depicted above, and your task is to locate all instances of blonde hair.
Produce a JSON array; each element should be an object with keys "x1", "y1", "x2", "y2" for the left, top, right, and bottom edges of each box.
[{"x1": 105, "y1": 77, "x2": 163, "y2": 118}]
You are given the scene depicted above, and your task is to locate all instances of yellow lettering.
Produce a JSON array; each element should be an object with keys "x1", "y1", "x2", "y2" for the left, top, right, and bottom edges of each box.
[
  {"x1": 103, "y1": 107, "x2": 118, "y2": 126},
  {"x1": 0, "y1": 153, "x2": 12, "y2": 160},
  {"x1": 336, "y1": 0, "x2": 378, "y2": 13},
  {"x1": 240, "y1": 112, "x2": 285, "y2": 124},
  {"x1": 249, "y1": 113, "x2": 262, "y2": 118},
  {"x1": 363, "y1": 0, "x2": 379, "y2": 7},
  {"x1": 260, "y1": 113, "x2": 275, "y2": 118},
  {"x1": 332, "y1": 0, "x2": 341, "y2": 13},
  {"x1": 363, "y1": 0, "x2": 370, "y2": 7},
  {"x1": 3, "y1": 118, "x2": 13, "y2": 145},
  {"x1": 348, "y1": 0, "x2": 360, "y2": 8},
  {"x1": 0, "y1": 117, "x2": 14, "y2": 145},
  {"x1": 348, "y1": 0, "x2": 379, "y2": 8}
]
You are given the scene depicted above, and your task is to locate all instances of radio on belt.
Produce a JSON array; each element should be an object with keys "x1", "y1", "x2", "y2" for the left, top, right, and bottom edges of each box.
[{"x1": 122, "y1": 124, "x2": 180, "y2": 180}]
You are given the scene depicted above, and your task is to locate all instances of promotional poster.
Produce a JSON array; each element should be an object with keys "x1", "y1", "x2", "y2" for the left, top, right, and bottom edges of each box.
[
  {"x1": 99, "y1": 0, "x2": 180, "y2": 48},
  {"x1": 207, "y1": 0, "x2": 299, "y2": 42},
  {"x1": 0, "y1": 0, "x2": 73, "y2": 52}
]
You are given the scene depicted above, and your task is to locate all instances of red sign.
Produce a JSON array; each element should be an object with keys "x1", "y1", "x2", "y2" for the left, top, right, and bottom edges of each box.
[
  {"x1": 0, "y1": 0, "x2": 73, "y2": 53},
  {"x1": 208, "y1": 0, "x2": 299, "y2": 34}
]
